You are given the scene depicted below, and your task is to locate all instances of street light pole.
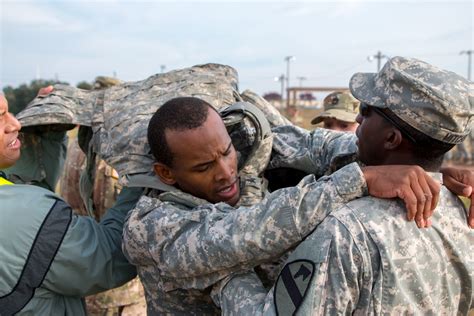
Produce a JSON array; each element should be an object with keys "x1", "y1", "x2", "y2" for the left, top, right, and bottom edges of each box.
[
  {"x1": 460, "y1": 50, "x2": 473, "y2": 80},
  {"x1": 284, "y1": 56, "x2": 295, "y2": 92},
  {"x1": 274, "y1": 74, "x2": 285, "y2": 102}
]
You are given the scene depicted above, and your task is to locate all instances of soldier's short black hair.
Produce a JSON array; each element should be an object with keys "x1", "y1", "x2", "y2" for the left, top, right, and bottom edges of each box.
[{"x1": 147, "y1": 97, "x2": 216, "y2": 167}]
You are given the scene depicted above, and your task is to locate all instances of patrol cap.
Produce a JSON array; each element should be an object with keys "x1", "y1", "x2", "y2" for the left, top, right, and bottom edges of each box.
[
  {"x1": 94, "y1": 76, "x2": 123, "y2": 89},
  {"x1": 311, "y1": 91, "x2": 360, "y2": 124},
  {"x1": 350, "y1": 56, "x2": 474, "y2": 144}
]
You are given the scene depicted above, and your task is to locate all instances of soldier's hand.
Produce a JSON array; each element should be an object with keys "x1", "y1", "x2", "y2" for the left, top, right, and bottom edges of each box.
[
  {"x1": 37, "y1": 85, "x2": 54, "y2": 97},
  {"x1": 362, "y1": 165, "x2": 441, "y2": 228},
  {"x1": 440, "y1": 166, "x2": 474, "y2": 228}
]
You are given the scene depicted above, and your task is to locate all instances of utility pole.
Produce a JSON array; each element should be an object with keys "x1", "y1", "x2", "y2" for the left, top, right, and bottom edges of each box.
[
  {"x1": 367, "y1": 51, "x2": 388, "y2": 71},
  {"x1": 297, "y1": 76, "x2": 307, "y2": 86},
  {"x1": 284, "y1": 56, "x2": 295, "y2": 92},
  {"x1": 460, "y1": 50, "x2": 473, "y2": 80}
]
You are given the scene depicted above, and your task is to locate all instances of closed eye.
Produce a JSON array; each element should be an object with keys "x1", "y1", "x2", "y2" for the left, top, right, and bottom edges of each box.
[
  {"x1": 195, "y1": 164, "x2": 210, "y2": 172},
  {"x1": 223, "y1": 142, "x2": 232, "y2": 156}
]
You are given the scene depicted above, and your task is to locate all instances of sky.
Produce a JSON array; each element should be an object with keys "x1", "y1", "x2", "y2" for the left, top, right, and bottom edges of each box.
[{"x1": 1, "y1": 0, "x2": 472, "y2": 96}]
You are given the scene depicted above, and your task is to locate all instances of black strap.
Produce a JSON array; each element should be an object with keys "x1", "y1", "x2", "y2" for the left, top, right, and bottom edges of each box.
[{"x1": 0, "y1": 200, "x2": 72, "y2": 315}]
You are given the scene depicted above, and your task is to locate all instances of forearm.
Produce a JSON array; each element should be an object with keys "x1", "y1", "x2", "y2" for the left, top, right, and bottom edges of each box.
[
  {"x1": 214, "y1": 272, "x2": 268, "y2": 316},
  {"x1": 42, "y1": 197, "x2": 139, "y2": 297},
  {"x1": 130, "y1": 163, "x2": 366, "y2": 281},
  {"x1": 269, "y1": 125, "x2": 358, "y2": 176}
]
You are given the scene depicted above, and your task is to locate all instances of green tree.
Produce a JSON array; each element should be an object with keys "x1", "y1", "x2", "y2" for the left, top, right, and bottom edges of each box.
[
  {"x1": 3, "y1": 79, "x2": 69, "y2": 115},
  {"x1": 76, "y1": 81, "x2": 93, "y2": 90}
]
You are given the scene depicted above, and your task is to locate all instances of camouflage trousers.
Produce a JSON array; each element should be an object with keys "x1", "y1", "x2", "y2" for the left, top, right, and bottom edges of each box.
[{"x1": 85, "y1": 278, "x2": 147, "y2": 316}]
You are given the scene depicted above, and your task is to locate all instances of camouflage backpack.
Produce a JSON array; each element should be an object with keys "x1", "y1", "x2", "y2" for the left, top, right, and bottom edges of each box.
[{"x1": 17, "y1": 64, "x2": 283, "y2": 198}]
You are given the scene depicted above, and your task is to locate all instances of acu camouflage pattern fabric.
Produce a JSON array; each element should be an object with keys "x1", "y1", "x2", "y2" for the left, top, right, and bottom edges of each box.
[
  {"x1": 350, "y1": 56, "x2": 474, "y2": 144},
  {"x1": 16, "y1": 64, "x2": 290, "y2": 185},
  {"x1": 122, "y1": 125, "x2": 367, "y2": 315},
  {"x1": 217, "y1": 174, "x2": 474, "y2": 315}
]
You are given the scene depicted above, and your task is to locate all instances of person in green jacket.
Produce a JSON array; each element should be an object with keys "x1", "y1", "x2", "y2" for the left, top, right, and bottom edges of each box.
[{"x1": 0, "y1": 91, "x2": 143, "y2": 315}]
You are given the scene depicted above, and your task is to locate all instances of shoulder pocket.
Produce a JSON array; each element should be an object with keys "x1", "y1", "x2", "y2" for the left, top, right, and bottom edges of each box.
[{"x1": 274, "y1": 238, "x2": 332, "y2": 315}]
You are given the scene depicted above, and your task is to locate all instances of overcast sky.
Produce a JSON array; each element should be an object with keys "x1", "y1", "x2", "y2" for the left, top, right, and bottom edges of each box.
[{"x1": 1, "y1": 0, "x2": 472, "y2": 95}]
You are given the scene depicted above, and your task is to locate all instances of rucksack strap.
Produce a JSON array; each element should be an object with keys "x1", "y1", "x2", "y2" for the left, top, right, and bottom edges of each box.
[{"x1": 220, "y1": 101, "x2": 272, "y2": 169}]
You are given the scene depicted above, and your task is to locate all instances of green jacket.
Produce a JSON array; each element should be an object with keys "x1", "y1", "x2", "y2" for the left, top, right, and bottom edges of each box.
[
  {"x1": 3, "y1": 131, "x2": 67, "y2": 191},
  {"x1": 0, "y1": 179, "x2": 142, "y2": 315}
]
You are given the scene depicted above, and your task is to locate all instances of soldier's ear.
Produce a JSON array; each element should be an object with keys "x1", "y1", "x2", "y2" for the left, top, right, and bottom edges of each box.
[
  {"x1": 384, "y1": 128, "x2": 403, "y2": 150},
  {"x1": 153, "y1": 163, "x2": 176, "y2": 185}
]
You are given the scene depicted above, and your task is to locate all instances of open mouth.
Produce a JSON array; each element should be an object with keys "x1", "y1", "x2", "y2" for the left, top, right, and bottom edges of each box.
[
  {"x1": 7, "y1": 138, "x2": 21, "y2": 149},
  {"x1": 216, "y1": 179, "x2": 239, "y2": 200}
]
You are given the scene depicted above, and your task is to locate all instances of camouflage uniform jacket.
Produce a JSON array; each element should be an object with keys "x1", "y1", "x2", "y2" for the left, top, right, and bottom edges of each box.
[
  {"x1": 217, "y1": 173, "x2": 474, "y2": 315},
  {"x1": 123, "y1": 126, "x2": 368, "y2": 315}
]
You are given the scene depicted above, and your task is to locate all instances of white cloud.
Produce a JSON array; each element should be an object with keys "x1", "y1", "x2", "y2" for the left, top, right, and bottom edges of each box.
[{"x1": 1, "y1": 1, "x2": 85, "y2": 31}]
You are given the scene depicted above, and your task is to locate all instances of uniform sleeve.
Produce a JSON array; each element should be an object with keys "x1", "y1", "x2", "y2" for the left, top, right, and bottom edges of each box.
[
  {"x1": 41, "y1": 186, "x2": 143, "y2": 297},
  {"x1": 269, "y1": 125, "x2": 358, "y2": 176},
  {"x1": 213, "y1": 271, "x2": 268, "y2": 316},
  {"x1": 123, "y1": 163, "x2": 367, "y2": 290},
  {"x1": 217, "y1": 216, "x2": 369, "y2": 315}
]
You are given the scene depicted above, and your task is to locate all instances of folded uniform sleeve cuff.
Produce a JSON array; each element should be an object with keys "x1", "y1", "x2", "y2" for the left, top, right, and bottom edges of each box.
[{"x1": 331, "y1": 162, "x2": 368, "y2": 201}]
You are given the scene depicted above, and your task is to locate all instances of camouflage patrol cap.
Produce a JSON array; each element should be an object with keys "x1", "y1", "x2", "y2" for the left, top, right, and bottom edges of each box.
[
  {"x1": 311, "y1": 91, "x2": 360, "y2": 124},
  {"x1": 94, "y1": 76, "x2": 123, "y2": 89},
  {"x1": 350, "y1": 56, "x2": 474, "y2": 144}
]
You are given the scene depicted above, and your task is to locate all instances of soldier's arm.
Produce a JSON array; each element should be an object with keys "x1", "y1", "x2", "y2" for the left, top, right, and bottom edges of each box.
[
  {"x1": 440, "y1": 166, "x2": 474, "y2": 228},
  {"x1": 40, "y1": 186, "x2": 143, "y2": 296},
  {"x1": 268, "y1": 125, "x2": 358, "y2": 176},
  {"x1": 123, "y1": 163, "x2": 366, "y2": 290},
  {"x1": 269, "y1": 125, "x2": 445, "y2": 227},
  {"x1": 215, "y1": 215, "x2": 370, "y2": 315}
]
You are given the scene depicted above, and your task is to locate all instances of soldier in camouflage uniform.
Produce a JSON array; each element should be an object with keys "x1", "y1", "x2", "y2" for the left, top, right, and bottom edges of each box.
[
  {"x1": 12, "y1": 64, "x2": 470, "y2": 314},
  {"x1": 311, "y1": 91, "x2": 360, "y2": 132},
  {"x1": 122, "y1": 94, "x2": 459, "y2": 314},
  {"x1": 214, "y1": 56, "x2": 474, "y2": 315},
  {"x1": 59, "y1": 76, "x2": 146, "y2": 316}
]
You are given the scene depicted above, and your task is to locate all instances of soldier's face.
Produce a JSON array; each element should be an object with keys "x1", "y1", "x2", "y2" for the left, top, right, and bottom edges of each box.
[
  {"x1": 323, "y1": 117, "x2": 358, "y2": 133},
  {"x1": 0, "y1": 96, "x2": 22, "y2": 169},
  {"x1": 157, "y1": 110, "x2": 240, "y2": 206},
  {"x1": 355, "y1": 103, "x2": 391, "y2": 166}
]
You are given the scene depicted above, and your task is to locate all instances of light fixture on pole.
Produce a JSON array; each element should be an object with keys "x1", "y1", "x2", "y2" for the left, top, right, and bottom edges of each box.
[
  {"x1": 284, "y1": 56, "x2": 296, "y2": 92},
  {"x1": 367, "y1": 51, "x2": 388, "y2": 71},
  {"x1": 460, "y1": 50, "x2": 473, "y2": 81},
  {"x1": 274, "y1": 74, "x2": 285, "y2": 101}
]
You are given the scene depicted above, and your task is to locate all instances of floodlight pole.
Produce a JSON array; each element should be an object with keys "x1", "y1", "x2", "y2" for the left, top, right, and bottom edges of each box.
[
  {"x1": 460, "y1": 50, "x2": 473, "y2": 80},
  {"x1": 284, "y1": 56, "x2": 295, "y2": 92}
]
